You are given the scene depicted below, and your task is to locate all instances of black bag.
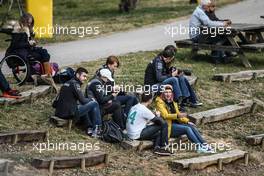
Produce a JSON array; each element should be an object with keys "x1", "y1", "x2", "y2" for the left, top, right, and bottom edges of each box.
[
  {"x1": 101, "y1": 120, "x2": 124, "y2": 143},
  {"x1": 53, "y1": 67, "x2": 75, "y2": 84}
]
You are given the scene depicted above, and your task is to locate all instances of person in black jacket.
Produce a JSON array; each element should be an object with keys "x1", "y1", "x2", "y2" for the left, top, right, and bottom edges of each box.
[
  {"x1": 144, "y1": 45, "x2": 202, "y2": 107},
  {"x1": 86, "y1": 68, "x2": 125, "y2": 130},
  {"x1": 53, "y1": 67, "x2": 102, "y2": 137},
  {"x1": 94, "y1": 56, "x2": 138, "y2": 116}
]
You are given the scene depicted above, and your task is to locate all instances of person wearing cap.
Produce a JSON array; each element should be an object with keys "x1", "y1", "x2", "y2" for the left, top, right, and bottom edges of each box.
[
  {"x1": 0, "y1": 70, "x2": 21, "y2": 99},
  {"x1": 86, "y1": 68, "x2": 125, "y2": 130},
  {"x1": 189, "y1": 0, "x2": 231, "y2": 63},
  {"x1": 53, "y1": 67, "x2": 102, "y2": 138},
  {"x1": 93, "y1": 56, "x2": 138, "y2": 117},
  {"x1": 144, "y1": 45, "x2": 202, "y2": 107},
  {"x1": 155, "y1": 85, "x2": 214, "y2": 154}
]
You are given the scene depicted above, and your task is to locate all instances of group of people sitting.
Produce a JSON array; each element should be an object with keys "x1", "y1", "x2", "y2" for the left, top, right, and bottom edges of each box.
[
  {"x1": 189, "y1": 0, "x2": 234, "y2": 64},
  {"x1": 0, "y1": 6, "x2": 217, "y2": 156},
  {"x1": 52, "y1": 46, "x2": 214, "y2": 156}
]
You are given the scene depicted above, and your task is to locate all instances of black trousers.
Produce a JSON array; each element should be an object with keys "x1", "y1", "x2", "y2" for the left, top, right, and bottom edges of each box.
[
  {"x1": 104, "y1": 100, "x2": 125, "y2": 130},
  {"x1": 140, "y1": 123, "x2": 168, "y2": 148}
]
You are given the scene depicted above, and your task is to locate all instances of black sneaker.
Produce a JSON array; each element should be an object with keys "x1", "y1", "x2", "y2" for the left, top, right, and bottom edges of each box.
[{"x1": 153, "y1": 147, "x2": 171, "y2": 156}]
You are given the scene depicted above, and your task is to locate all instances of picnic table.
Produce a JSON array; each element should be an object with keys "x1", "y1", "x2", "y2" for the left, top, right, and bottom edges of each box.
[{"x1": 175, "y1": 23, "x2": 264, "y2": 67}]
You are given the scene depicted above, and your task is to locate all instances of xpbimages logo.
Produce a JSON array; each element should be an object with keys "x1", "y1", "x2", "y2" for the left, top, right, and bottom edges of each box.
[
  {"x1": 32, "y1": 140, "x2": 100, "y2": 153},
  {"x1": 33, "y1": 24, "x2": 100, "y2": 38}
]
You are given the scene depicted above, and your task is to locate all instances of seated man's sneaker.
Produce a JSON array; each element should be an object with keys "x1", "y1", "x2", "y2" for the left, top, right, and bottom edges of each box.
[{"x1": 153, "y1": 147, "x2": 172, "y2": 156}]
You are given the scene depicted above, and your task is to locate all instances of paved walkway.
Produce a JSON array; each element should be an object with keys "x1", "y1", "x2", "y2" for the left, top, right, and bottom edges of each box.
[{"x1": 1, "y1": 0, "x2": 263, "y2": 66}]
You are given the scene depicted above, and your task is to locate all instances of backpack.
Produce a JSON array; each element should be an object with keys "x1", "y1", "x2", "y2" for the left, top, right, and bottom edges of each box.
[
  {"x1": 53, "y1": 67, "x2": 75, "y2": 84},
  {"x1": 101, "y1": 120, "x2": 124, "y2": 143}
]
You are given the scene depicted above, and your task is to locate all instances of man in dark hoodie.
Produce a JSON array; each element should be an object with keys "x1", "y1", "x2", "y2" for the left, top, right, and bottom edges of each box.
[
  {"x1": 93, "y1": 55, "x2": 138, "y2": 117},
  {"x1": 86, "y1": 68, "x2": 125, "y2": 130},
  {"x1": 53, "y1": 67, "x2": 102, "y2": 137}
]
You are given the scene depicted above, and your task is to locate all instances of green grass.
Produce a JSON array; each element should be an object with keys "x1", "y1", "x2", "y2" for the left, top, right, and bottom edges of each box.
[
  {"x1": 0, "y1": 49, "x2": 264, "y2": 175},
  {"x1": 0, "y1": 0, "x2": 239, "y2": 50}
]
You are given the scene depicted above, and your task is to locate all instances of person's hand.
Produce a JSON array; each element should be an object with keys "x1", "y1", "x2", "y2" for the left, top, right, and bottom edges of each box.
[
  {"x1": 29, "y1": 40, "x2": 36, "y2": 46},
  {"x1": 178, "y1": 112, "x2": 187, "y2": 118},
  {"x1": 108, "y1": 100, "x2": 112, "y2": 104},
  {"x1": 223, "y1": 21, "x2": 230, "y2": 27},
  {"x1": 226, "y1": 19, "x2": 232, "y2": 25},
  {"x1": 155, "y1": 111, "x2": 161, "y2": 117},
  {"x1": 188, "y1": 121, "x2": 197, "y2": 127}
]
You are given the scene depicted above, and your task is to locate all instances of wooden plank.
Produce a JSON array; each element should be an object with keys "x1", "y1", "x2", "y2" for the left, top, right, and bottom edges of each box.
[
  {"x1": 186, "y1": 76, "x2": 198, "y2": 86},
  {"x1": 189, "y1": 101, "x2": 254, "y2": 125},
  {"x1": 170, "y1": 149, "x2": 247, "y2": 170},
  {"x1": 0, "y1": 130, "x2": 48, "y2": 144},
  {"x1": 241, "y1": 43, "x2": 264, "y2": 52},
  {"x1": 213, "y1": 70, "x2": 264, "y2": 82},
  {"x1": 0, "y1": 86, "x2": 51, "y2": 105},
  {"x1": 0, "y1": 159, "x2": 14, "y2": 173},
  {"x1": 121, "y1": 135, "x2": 188, "y2": 150},
  {"x1": 231, "y1": 23, "x2": 264, "y2": 32},
  {"x1": 175, "y1": 40, "x2": 240, "y2": 52},
  {"x1": 32, "y1": 151, "x2": 108, "y2": 169},
  {"x1": 246, "y1": 134, "x2": 264, "y2": 145}
]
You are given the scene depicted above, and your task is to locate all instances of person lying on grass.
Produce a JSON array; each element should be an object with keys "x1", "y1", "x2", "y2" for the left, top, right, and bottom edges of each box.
[
  {"x1": 126, "y1": 93, "x2": 171, "y2": 156},
  {"x1": 0, "y1": 70, "x2": 21, "y2": 99},
  {"x1": 155, "y1": 85, "x2": 214, "y2": 153},
  {"x1": 53, "y1": 67, "x2": 102, "y2": 138},
  {"x1": 144, "y1": 45, "x2": 202, "y2": 108}
]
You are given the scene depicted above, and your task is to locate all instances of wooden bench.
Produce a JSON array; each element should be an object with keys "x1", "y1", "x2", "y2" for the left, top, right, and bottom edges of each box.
[
  {"x1": 189, "y1": 100, "x2": 255, "y2": 125},
  {"x1": 0, "y1": 85, "x2": 51, "y2": 107},
  {"x1": 176, "y1": 39, "x2": 241, "y2": 53},
  {"x1": 50, "y1": 116, "x2": 73, "y2": 131},
  {"x1": 213, "y1": 70, "x2": 264, "y2": 82},
  {"x1": 241, "y1": 43, "x2": 264, "y2": 52},
  {"x1": 0, "y1": 130, "x2": 48, "y2": 145},
  {"x1": 0, "y1": 159, "x2": 14, "y2": 176},
  {"x1": 175, "y1": 39, "x2": 253, "y2": 68},
  {"x1": 32, "y1": 151, "x2": 108, "y2": 176},
  {"x1": 170, "y1": 149, "x2": 248, "y2": 170},
  {"x1": 121, "y1": 135, "x2": 188, "y2": 151},
  {"x1": 246, "y1": 134, "x2": 264, "y2": 148}
]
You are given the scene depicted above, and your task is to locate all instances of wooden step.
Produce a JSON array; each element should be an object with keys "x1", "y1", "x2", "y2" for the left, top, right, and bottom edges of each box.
[
  {"x1": 0, "y1": 86, "x2": 51, "y2": 106},
  {"x1": 186, "y1": 76, "x2": 198, "y2": 86},
  {"x1": 213, "y1": 70, "x2": 264, "y2": 82},
  {"x1": 0, "y1": 159, "x2": 14, "y2": 175},
  {"x1": 121, "y1": 135, "x2": 188, "y2": 151},
  {"x1": 0, "y1": 130, "x2": 48, "y2": 144},
  {"x1": 170, "y1": 149, "x2": 248, "y2": 170},
  {"x1": 246, "y1": 134, "x2": 264, "y2": 148},
  {"x1": 189, "y1": 100, "x2": 254, "y2": 125},
  {"x1": 32, "y1": 151, "x2": 108, "y2": 175}
]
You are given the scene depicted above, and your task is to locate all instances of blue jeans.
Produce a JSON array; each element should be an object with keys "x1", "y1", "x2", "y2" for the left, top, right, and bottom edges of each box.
[
  {"x1": 77, "y1": 101, "x2": 102, "y2": 130},
  {"x1": 162, "y1": 76, "x2": 197, "y2": 103},
  {"x1": 171, "y1": 123, "x2": 206, "y2": 144},
  {"x1": 0, "y1": 70, "x2": 10, "y2": 92},
  {"x1": 116, "y1": 95, "x2": 138, "y2": 115}
]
